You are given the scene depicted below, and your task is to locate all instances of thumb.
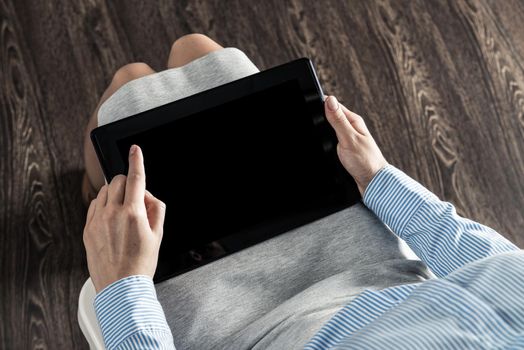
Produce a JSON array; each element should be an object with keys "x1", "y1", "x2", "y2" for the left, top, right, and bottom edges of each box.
[
  {"x1": 324, "y1": 96, "x2": 357, "y2": 148},
  {"x1": 144, "y1": 190, "x2": 166, "y2": 235}
]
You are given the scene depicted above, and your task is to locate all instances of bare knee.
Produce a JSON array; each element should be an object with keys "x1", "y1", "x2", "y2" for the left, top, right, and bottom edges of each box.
[
  {"x1": 168, "y1": 33, "x2": 222, "y2": 67},
  {"x1": 111, "y1": 62, "x2": 154, "y2": 87},
  {"x1": 171, "y1": 33, "x2": 218, "y2": 51}
]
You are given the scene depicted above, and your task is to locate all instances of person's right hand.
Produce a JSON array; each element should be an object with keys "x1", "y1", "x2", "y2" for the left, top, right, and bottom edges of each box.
[
  {"x1": 324, "y1": 96, "x2": 388, "y2": 196},
  {"x1": 83, "y1": 145, "x2": 166, "y2": 293}
]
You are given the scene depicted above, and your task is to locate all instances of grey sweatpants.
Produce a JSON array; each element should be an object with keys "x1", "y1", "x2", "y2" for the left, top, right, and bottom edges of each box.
[{"x1": 98, "y1": 48, "x2": 431, "y2": 350}]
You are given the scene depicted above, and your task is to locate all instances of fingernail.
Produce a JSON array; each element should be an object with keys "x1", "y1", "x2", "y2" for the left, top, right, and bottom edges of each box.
[
  {"x1": 327, "y1": 96, "x2": 339, "y2": 111},
  {"x1": 129, "y1": 145, "x2": 138, "y2": 157}
]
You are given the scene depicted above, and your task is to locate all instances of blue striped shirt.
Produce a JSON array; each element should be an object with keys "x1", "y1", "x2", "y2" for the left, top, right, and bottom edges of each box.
[{"x1": 94, "y1": 165, "x2": 522, "y2": 349}]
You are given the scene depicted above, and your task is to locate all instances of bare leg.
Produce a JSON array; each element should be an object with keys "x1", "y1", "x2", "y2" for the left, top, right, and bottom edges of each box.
[
  {"x1": 82, "y1": 34, "x2": 224, "y2": 204},
  {"x1": 82, "y1": 63, "x2": 156, "y2": 204},
  {"x1": 167, "y1": 33, "x2": 223, "y2": 68}
]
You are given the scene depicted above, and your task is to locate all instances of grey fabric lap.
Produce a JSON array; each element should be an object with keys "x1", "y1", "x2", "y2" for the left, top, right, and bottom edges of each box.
[
  {"x1": 97, "y1": 48, "x2": 431, "y2": 350},
  {"x1": 157, "y1": 205, "x2": 430, "y2": 350}
]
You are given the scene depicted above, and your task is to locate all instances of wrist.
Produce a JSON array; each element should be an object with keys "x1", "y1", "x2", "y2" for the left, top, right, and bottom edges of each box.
[
  {"x1": 93, "y1": 275, "x2": 171, "y2": 349},
  {"x1": 356, "y1": 161, "x2": 389, "y2": 196},
  {"x1": 361, "y1": 163, "x2": 391, "y2": 200},
  {"x1": 94, "y1": 274, "x2": 154, "y2": 297}
]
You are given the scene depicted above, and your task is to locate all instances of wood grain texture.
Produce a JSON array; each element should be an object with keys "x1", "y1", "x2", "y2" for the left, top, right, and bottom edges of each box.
[{"x1": 1, "y1": 0, "x2": 523, "y2": 348}]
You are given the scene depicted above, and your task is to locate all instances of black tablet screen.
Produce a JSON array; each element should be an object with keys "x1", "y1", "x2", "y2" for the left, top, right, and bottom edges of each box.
[{"x1": 115, "y1": 79, "x2": 354, "y2": 280}]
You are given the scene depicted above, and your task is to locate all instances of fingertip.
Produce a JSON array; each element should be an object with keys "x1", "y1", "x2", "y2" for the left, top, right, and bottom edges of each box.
[
  {"x1": 127, "y1": 144, "x2": 145, "y2": 176},
  {"x1": 129, "y1": 144, "x2": 139, "y2": 157},
  {"x1": 324, "y1": 96, "x2": 346, "y2": 126},
  {"x1": 326, "y1": 95, "x2": 339, "y2": 112},
  {"x1": 129, "y1": 145, "x2": 144, "y2": 167}
]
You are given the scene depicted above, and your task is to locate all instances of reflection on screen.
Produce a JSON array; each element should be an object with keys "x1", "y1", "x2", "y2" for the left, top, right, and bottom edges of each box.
[{"x1": 117, "y1": 79, "x2": 355, "y2": 280}]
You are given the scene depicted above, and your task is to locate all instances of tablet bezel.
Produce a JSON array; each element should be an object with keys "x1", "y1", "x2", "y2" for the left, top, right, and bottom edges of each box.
[
  {"x1": 91, "y1": 58, "x2": 327, "y2": 181},
  {"x1": 91, "y1": 58, "x2": 361, "y2": 282}
]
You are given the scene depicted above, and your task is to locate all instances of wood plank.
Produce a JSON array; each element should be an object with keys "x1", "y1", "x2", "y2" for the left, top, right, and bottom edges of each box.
[
  {"x1": 4, "y1": 0, "x2": 140, "y2": 348},
  {"x1": 1, "y1": 0, "x2": 524, "y2": 348},
  {"x1": 0, "y1": 0, "x2": 87, "y2": 348}
]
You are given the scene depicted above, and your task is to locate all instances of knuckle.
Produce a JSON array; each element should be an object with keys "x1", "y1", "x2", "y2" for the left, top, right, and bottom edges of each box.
[
  {"x1": 96, "y1": 185, "x2": 108, "y2": 198},
  {"x1": 128, "y1": 172, "x2": 144, "y2": 182},
  {"x1": 101, "y1": 206, "x2": 118, "y2": 220},
  {"x1": 333, "y1": 110, "x2": 346, "y2": 124},
  {"x1": 127, "y1": 212, "x2": 142, "y2": 226},
  {"x1": 110, "y1": 174, "x2": 127, "y2": 186},
  {"x1": 129, "y1": 214, "x2": 141, "y2": 225},
  {"x1": 353, "y1": 113, "x2": 364, "y2": 122},
  {"x1": 125, "y1": 205, "x2": 142, "y2": 220},
  {"x1": 113, "y1": 174, "x2": 127, "y2": 182}
]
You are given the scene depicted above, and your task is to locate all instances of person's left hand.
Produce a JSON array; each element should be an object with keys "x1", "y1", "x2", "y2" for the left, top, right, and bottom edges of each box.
[{"x1": 83, "y1": 145, "x2": 166, "y2": 293}]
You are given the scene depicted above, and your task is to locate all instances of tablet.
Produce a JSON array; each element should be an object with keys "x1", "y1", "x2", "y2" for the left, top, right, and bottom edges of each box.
[{"x1": 91, "y1": 58, "x2": 360, "y2": 282}]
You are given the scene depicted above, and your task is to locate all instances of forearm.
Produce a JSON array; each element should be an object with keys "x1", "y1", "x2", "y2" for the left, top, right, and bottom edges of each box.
[
  {"x1": 94, "y1": 275, "x2": 175, "y2": 350},
  {"x1": 363, "y1": 165, "x2": 518, "y2": 277}
]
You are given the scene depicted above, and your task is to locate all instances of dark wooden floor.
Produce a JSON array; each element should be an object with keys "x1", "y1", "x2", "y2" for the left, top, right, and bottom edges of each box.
[{"x1": 1, "y1": 0, "x2": 523, "y2": 348}]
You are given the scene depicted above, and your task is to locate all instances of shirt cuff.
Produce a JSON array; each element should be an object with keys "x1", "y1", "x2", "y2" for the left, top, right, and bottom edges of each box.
[
  {"x1": 94, "y1": 275, "x2": 172, "y2": 349},
  {"x1": 362, "y1": 165, "x2": 437, "y2": 238}
]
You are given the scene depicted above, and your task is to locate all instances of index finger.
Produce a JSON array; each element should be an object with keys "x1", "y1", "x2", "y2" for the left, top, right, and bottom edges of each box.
[{"x1": 124, "y1": 144, "x2": 146, "y2": 205}]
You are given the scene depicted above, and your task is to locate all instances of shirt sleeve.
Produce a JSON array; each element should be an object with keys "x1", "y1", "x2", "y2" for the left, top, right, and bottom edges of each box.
[
  {"x1": 94, "y1": 275, "x2": 176, "y2": 350},
  {"x1": 363, "y1": 164, "x2": 518, "y2": 278}
]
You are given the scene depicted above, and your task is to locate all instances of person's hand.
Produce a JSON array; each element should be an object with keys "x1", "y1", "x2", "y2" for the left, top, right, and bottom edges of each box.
[
  {"x1": 324, "y1": 96, "x2": 388, "y2": 196},
  {"x1": 83, "y1": 145, "x2": 166, "y2": 293}
]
